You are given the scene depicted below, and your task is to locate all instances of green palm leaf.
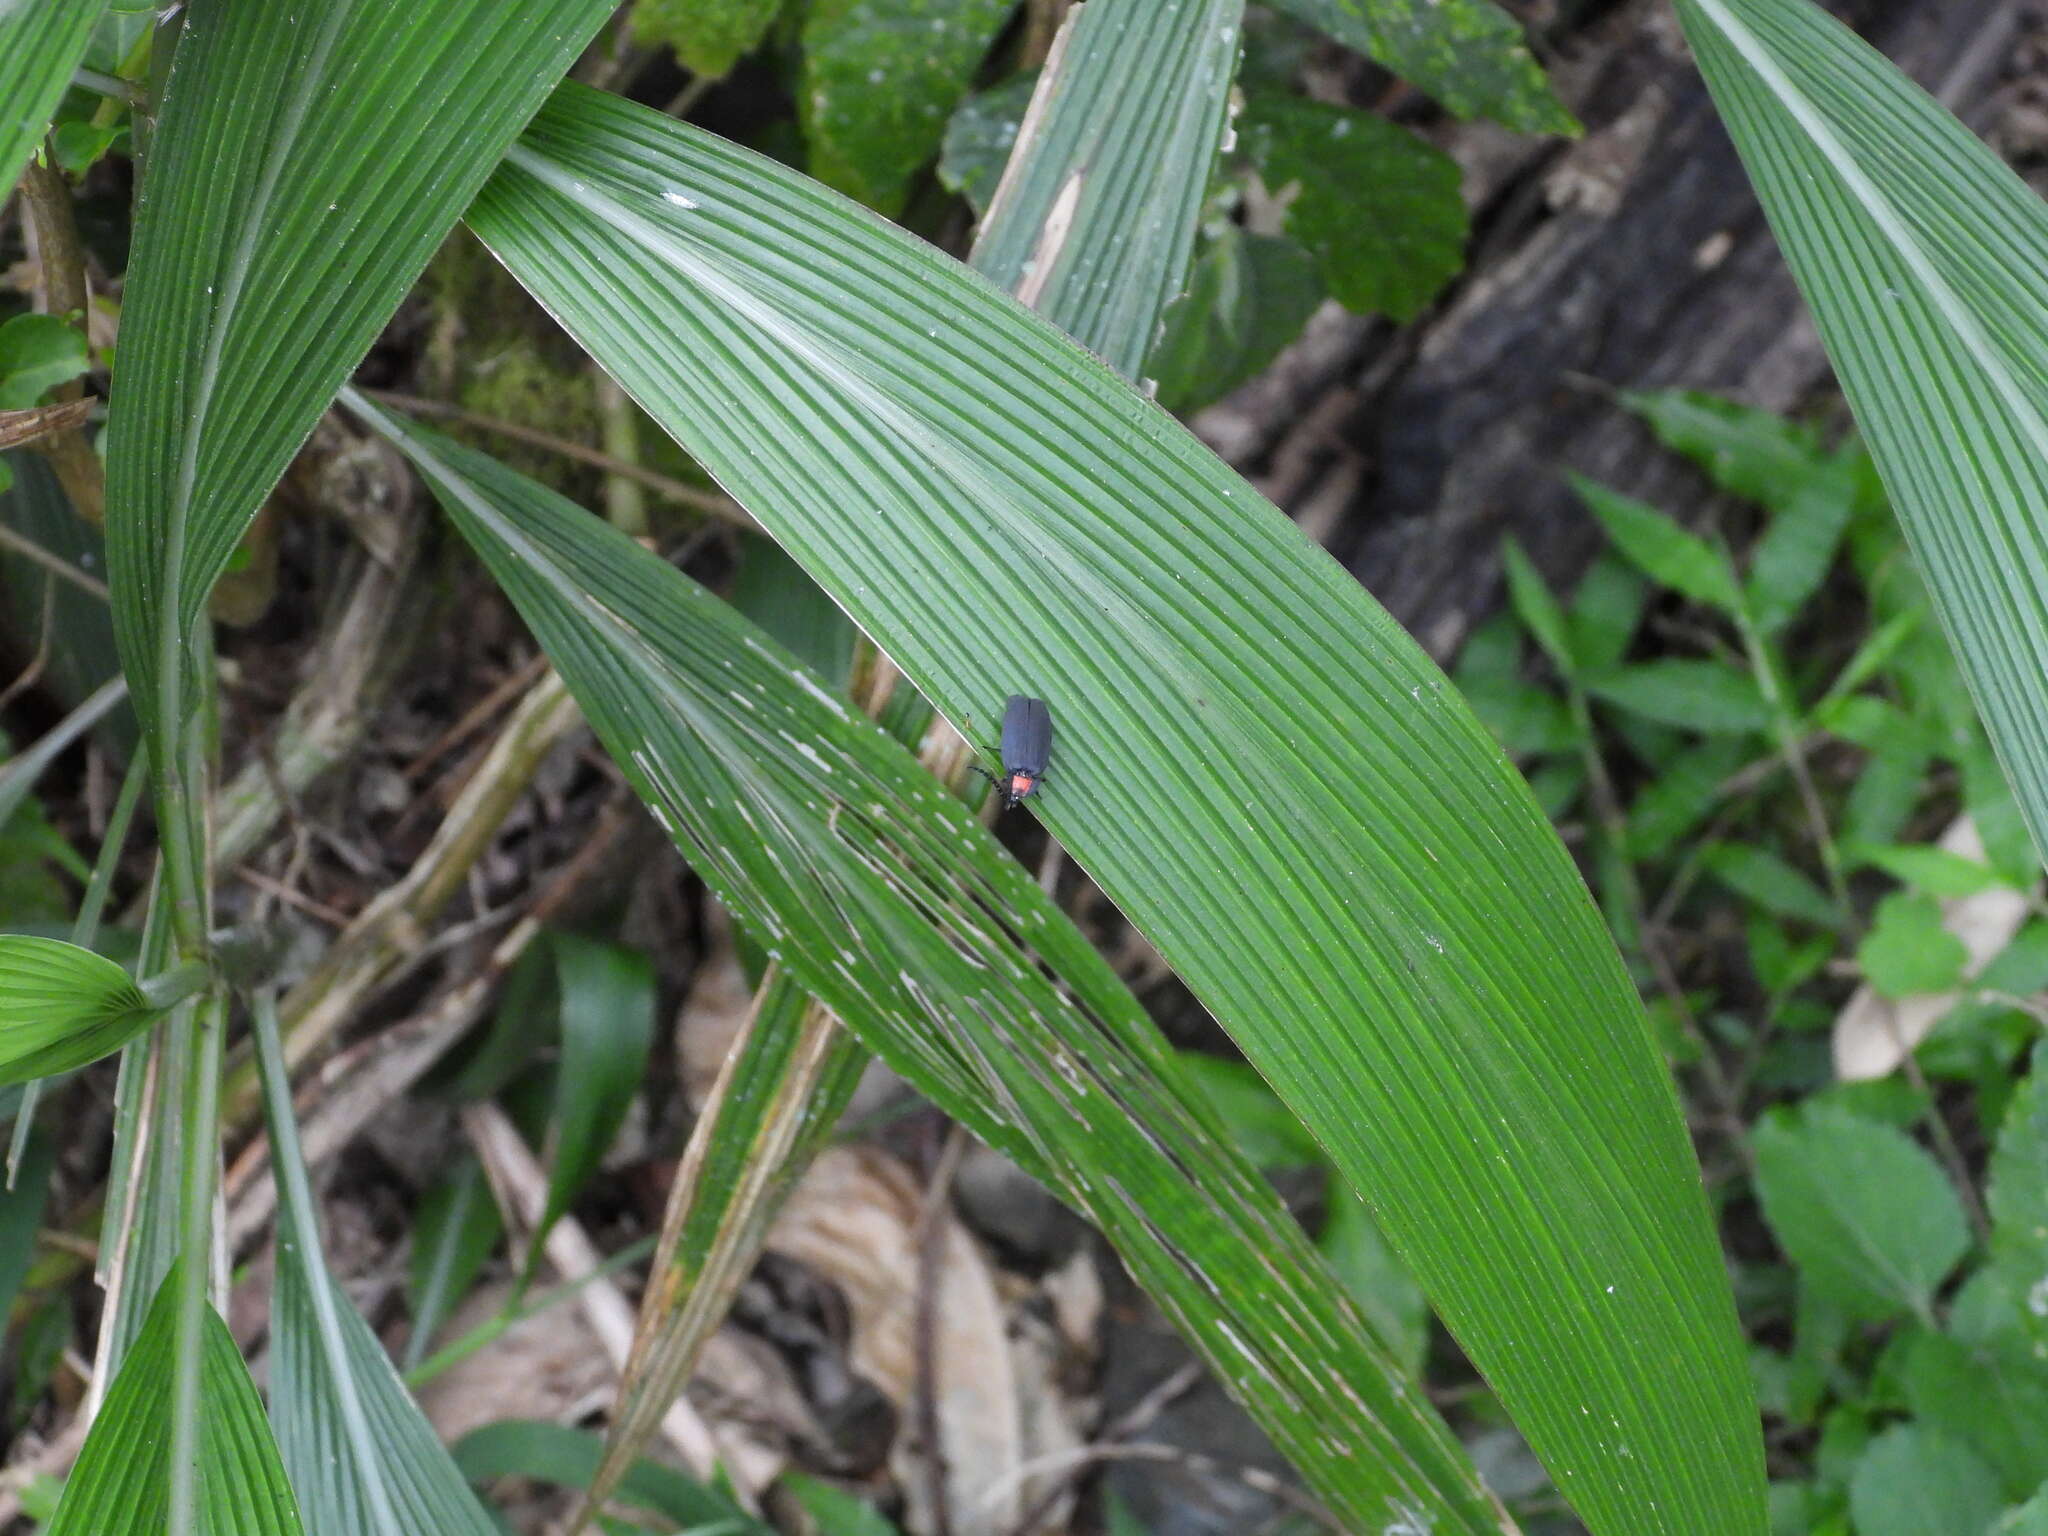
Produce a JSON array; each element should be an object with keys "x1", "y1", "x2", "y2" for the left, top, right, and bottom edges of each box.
[{"x1": 461, "y1": 85, "x2": 1764, "y2": 1532}]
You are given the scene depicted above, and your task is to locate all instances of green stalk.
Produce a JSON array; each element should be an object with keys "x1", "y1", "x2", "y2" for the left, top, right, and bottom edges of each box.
[
  {"x1": 1731, "y1": 584, "x2": 1851, "y2": 920},
  {"x1": 166, "y1": 992, "x2": 223, "y2": 1535}
]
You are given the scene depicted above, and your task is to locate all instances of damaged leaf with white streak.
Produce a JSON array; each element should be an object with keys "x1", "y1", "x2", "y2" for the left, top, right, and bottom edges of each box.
[{"x1": 359, "y1": 396, "x2": 1513, "y2": 1536}]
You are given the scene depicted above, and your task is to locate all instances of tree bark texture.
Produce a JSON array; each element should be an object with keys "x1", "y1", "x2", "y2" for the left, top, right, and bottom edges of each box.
[{"x1": 1194, "y1": 0, "x2": 2032, "y2": 659}]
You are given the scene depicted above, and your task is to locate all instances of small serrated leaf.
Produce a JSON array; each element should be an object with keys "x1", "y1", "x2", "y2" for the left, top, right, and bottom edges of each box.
[
  {"x1": 1701, "y1": 843, "x2": 1838, "y2": 927},
  {"x1": 1583, "y1": 660, "x2": 1771, "y2": 734},
  {"x1": 1859, "y1": 891, "x2": 1969, "y2": 999},
  {"x1": 1500, "y1": 539, "x2": 1574, "y2": 674},
  {"x1": 1571, "y1": 474, "x2": 1742, "y2": 613},
  {"x1": 800, "y1": 0, "x2": 1016, "y2": 215},
  {"x1": 1265, "y1": 0, "x2": 1575, "y2": 135},
  {"x1": 627, "y1": 0, "x2": 785, "y2": 80},
  {"x1": 1753, "y1": 1105, "x2": 1968, "y2": 1324},
  {"x1": 1847, "y1": 1424, "x2": 2003, "y2": 1536},
  {"x1": 1238, "y1": 93, "x2": 1467, "y2": 321}
]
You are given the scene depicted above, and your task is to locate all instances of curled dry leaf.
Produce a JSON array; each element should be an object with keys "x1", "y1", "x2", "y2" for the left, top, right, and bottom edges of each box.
[
  {"x1": 767, "y1": 1146, "x2": 1088, "y2": 1536},
  {"x1": 1833, "y1": 818, "x2": 2033, "y2": 1080}
]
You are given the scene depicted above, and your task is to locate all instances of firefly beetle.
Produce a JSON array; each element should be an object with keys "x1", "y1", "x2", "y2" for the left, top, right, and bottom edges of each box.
[{"x1": 970, "y1": 695, "x2": 1052, "y2": 811}]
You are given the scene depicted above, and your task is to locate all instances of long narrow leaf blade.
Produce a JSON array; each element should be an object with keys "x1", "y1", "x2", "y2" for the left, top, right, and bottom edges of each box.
[
  {"x1": 971, "y1": 0, "x2": 1240, "y2": 377},
  {"x1": 257, "y1": 996, "x2": 502, "y2": 1535},
  {"x1": 0, "y1": 0, "x2": 105, "y2": 199},
  {"x1": 1674, "y1": 0, "x2": 2048, "y2": 872},
  {"x1": 103, "y1": 0, "x2": 613, "y2": 747},
  {"x1": 597, "y1": 971, "x2": 864, "y2": 1518},
  {"x1": 468, "y1": 87, "x2": 1764, "y2": 1532},
  {"x1": 359, "y1": 398, "x2": 1514, "y2": 1536}
]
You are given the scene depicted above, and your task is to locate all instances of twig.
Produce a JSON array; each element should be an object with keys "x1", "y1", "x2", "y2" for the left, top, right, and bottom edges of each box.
[
  {"x1": 1007, "y1": 1361, "x2": 1203, "y2": 1536},
  {"x1": 219, "y1": 671, "x2": 583, "y2": 1136},
  {"x1": 211, "y1": 450, "x2": 426, "y2": 871},
  {"x1": 1899, "y1": 1047, "x2": 1992, "y2": 1245},
  {"x1": 360, "y1": 389, "x2": 752, "y2": 527},
  {"x1": 16, "y1": 158, "x2": 104, "y2": 526},
  {"x1": 402, "y1": 652, "x2": 551, "y2": 782},
  {"x1": 461, "y1": 1100, "x2": 723, "y2": 1477},
  {"x1": 0, "y1": 522, "x2": 108, "y2": 601},
  {"x1": 233, "y1": 863, "x2": 351, "y2": 928},
  {"x1": 0, "y1": 573, "x2": 57, "y2": 714}
]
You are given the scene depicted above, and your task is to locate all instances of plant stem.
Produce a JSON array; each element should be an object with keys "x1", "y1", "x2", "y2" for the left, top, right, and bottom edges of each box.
[
  {"x1": 1733, "y1": 600, "x2": 1851, "y2": 920},
  {"x1": 401, "y1": 1235, "x2": 655, "y2": 1389},
  {"x1": 167, "y1": 992, "x2": 224, "y2": 1536}
]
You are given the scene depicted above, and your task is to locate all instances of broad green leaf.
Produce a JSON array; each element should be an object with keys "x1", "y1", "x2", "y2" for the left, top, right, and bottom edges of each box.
[
  {"x1": 0, "y1": 934, "x2": 181, "y2": 1083},
  {"x1": 524, "y1": 932, "x2": 655, "y2": 1276},
  {"x1": 452, "y1": 1420, "x2": 766, "y2": 1531},
  {"x1": 1150, "y1": 227, "x2": 1324, "y2": 416},
  {"x1": 0, "y1": 314, "x2": 91, "y2": 411},
  {"x1": 1619, "y1": 388, "x2": 1829, "y2": 507},
  {"x1": 1675, "y1": 0, "x2": 2048, "y2": 877},
  {"x1": 1816, "y1": 607, "x2": 1924, "y2": 711},
  {"x1": 799, "y1": 0, "x2": 1015, "y2": 215},
  {"x1": 402, "y1": 1156, "x2": 503, "y2": 1370},
  {"x1": 2001, "y1": 1491, "x2": 2048, "y2": 1536},
  {"x1": 1859, "y1": 891, "x2": 1969, "y2": 999},
  {"x1": 1812, "y1": 694, "x2": 1924, "y2": 753},
  {"x1": 1898, "y1": 1329, "x2": 2048, "y2": 1497},
  {"x1": 1571, "y1": 474, "x2": 1741, "y2": 613},
  {"x1": 1584, "y1": 659, "x2": 1771, "y2": 733},
  {"x1": 627, "y1": 0, "x2": 785, "y2": 79},
  {"x1": 0, "y1": 0, "x2": 105, "y2": 199},
  {"x1": 364, "y1": 405, "x2": 1523, "y2": 1536},
  {"x1": 258, "y1": 995, "x2": 501, "y2": 1535},
  {"x1": 1843, "y1": 739, "x2": 1931, "y2": 849},
  {"x1": 1752, "y1": 1105, "x2": 1968, "y2": 1324},
  {"x1": 47, "y1": 1266, "x2": 304, "y2": 1535},
  {"x1": 937, "y1": 71, "x2": 1035, "y2": 216},
  {"x1": 1238, "y1": 93, "x2": 1467, "y2": 322},
  {"x1": 49, "y1": 119, "x2": 127, "y2": 178},
  {"x1": 1265, "y1": 0, "x2": 1574, "y2": 135},
  {"x1": 469, "y1": 86, "x2": 1764, "y2": 1533},
  {"x1": 1854, "y1": 843, "x2": 2011, "y2": 899},
  {"x1": 103, "y1": 0, "x2": 613, "y2": 760},
  {"x1": 969, "y1": 0, "x2": 1241, "y2": 380},
  {"x1": 364, "y1": 399, "x2": 1514, "y2": 1535},
  {"x1": 1848, "y1": 1424, "x2": 2003, "y2": 1536},
  {"x1": 1988, "y1": 1046, "x2": 2048, "y2": 1353}
]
